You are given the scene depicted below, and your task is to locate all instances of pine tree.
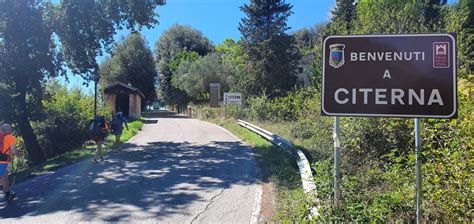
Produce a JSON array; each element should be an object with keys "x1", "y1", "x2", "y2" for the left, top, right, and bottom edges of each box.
[
  {"x1": 238, "y1": 0, "x2": 299, "y2": 97},
  {"x1": 424, "y1": 0, "x2": 448, "y2": 31},
  {"x1": 327, "y1": 0, "x2": 355, "y2": 35}
]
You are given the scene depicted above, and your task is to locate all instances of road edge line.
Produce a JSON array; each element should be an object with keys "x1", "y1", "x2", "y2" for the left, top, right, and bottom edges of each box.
[
  {"x1": 250, "y1": 184, "x2": 263, "y2": 224},
  {"x1": 201, "y1": 120, "x2": 264, "y2": 223}
]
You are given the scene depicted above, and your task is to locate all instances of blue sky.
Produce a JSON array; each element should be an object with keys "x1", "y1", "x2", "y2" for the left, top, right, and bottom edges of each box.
[
  {"x1": 60, "y1": 0, "x2": 334, "y2": 92},
  {"x1": 140, "y1": 0, "x2": 333, "y2": 47}
]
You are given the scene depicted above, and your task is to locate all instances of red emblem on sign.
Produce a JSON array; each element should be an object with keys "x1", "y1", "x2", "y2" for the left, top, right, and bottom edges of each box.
[{"x1": 433, "y1": 42, "x2": 449, "y2": 68}]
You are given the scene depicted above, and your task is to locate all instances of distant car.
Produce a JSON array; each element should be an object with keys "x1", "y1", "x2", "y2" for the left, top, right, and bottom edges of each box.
[{"x1": 152, "y1": 102, "x2": 161, "y2": 110}]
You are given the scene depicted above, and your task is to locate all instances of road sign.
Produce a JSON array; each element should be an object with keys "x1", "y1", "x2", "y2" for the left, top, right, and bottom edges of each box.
[
  {"x1": 224, "y1": 92, "x2": 242, "y2": 105},
  {"x1": 209, "y1": 83, "x2": 220, "y2": 108},
  {"x1": 322, "y1": 34, "x2": 457, "y2": 118}
]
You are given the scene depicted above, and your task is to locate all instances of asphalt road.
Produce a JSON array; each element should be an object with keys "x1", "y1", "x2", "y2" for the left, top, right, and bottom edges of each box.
[{"x1": 0, "y1": 116, "x2": 260, "y2": 223}]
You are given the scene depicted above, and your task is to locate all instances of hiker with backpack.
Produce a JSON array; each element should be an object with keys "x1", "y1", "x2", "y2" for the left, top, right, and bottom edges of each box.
[
  {"x1": 0, "y1": 124, "x2": 19, "y2": 200},
  {"x1": 111, "y1": 112, "x2": 129, "y2": 148},
  {"x1": 90, "y1": 115, "x2": 109, "y2": 163}
]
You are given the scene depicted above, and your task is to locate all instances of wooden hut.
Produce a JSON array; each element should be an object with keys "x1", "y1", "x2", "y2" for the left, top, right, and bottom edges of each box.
[{"x1": 103, "y1": 82, "x2": 145, "y2": 119}]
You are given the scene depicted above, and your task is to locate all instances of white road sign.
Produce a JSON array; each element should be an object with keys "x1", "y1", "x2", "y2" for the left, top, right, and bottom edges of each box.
[{"x1": 224, "y1": 92, "x2": 242, "y2": 105}]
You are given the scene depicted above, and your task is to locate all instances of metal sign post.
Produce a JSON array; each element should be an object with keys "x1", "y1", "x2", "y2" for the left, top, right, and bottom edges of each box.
[
  {"x1": 223, "y1": 92, "x2": 242, "y2": 119},
  {"x1": 333, "y1": 116, "x2": 341, "y2": 206},
  {"x1": 224, "y1": 101, "x2": 227, "y2": 119},
  {"x1": 414, "y1": 118, "x2": 422, "y2": 223}
]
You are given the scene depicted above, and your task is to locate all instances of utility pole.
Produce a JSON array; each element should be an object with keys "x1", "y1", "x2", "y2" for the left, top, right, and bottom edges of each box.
[{"x1": 93, "y1": 71, "x2": 100, "y2": 117}]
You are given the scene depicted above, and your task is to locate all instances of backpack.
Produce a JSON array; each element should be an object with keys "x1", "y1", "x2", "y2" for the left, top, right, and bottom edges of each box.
[
  {"x1": 0, "y1": 133, "x2": 12, "y2": 162},
  {"x1": 111, "y1": 116, "x2": 121, "y2": 131},
  {"x1": 89, "y1": 116, "x2": 107, "y2": 138}
]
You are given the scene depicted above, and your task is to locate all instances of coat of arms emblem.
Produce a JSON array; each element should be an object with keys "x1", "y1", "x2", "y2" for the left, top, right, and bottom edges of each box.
[{"x1": 329, "y1": 44, "x2": 345, "y2": 68}]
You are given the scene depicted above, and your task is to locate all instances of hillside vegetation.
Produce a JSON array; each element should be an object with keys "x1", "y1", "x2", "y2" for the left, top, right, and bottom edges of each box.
[{"x1": 190, "y1": 1, "x2": 473, "y2": 222}]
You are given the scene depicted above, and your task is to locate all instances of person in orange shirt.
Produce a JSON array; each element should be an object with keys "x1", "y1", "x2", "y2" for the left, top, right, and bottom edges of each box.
[{"x1": 1, "y1": 124, "x2": 19, "y2": 200}]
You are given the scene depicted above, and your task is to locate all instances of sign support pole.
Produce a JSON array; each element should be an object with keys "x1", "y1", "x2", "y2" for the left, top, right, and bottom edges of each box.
[
  {"x1": 237, "y1": 104, "x2": 241, "y2": 119},
  {"x1": 414, "y1": 118, "x2": 422, "y2": 223},
  {"x1": 333, "y1": 116, "x2": 341, "y2": 206}
]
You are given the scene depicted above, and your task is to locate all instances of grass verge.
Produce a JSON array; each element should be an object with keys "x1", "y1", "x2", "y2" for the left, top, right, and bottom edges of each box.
[{"x1": 10, "y1": 120, "x2": 144, "y2": 184}]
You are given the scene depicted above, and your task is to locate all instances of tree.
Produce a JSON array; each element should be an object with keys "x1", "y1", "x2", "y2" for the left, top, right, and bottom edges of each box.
[
  {"x1": 172, "y1": 53, "x2": 236, "y2": 100},
  {"x1": 55, "y1": 0, "x2": 165, "y2": 82},
  {"x1": 55, "y1": 0, "x2": 164, "y2": 119},
  {"x1": 326, "y1": 0, "x2": 355, "y2": 35},
  {"x1": 355, "y1": 0, "x2": 427, "y2": 34},
  {"x1": 309, "y1": 23, "x2": 327, "y2": 88},
  {"x1": 0, "y1": 0, "x2": 165, "y2": 164},
  {"x1": 215, "y1": 39, "x2": 248, "y2": 93},
  {"x1": 293, "y1": 28, "x2": 316, "y2": 54},
  {"x1": 423, "y1": 0, "x2": 448, "y2": 31},
  {"x1": 215, "y1": 39, "x2": 247, "y2": 74},
  {"x1": 169, "y1": 50, "x2": 200, "y2": 73},
  {"x1": 238, "y1": 0, "x2": 300, "y2": 97},
  {"x1": 0, "y1": 0, "x2": 62, "y2": 163},
  {"x1": 155, "y1": 24, "x2": 213, "y2": 105},
  {"x1": 99, "y1": 33, "x2": 157, "y2": 101},
  {"x1": 444, "y1": 0, "x2": 473, "y2": 78}
]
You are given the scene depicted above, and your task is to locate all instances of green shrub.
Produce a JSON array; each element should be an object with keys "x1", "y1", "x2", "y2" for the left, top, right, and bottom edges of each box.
[
  {"x1": 315, "y1": 83, "x2": 473, "y2": 222},
  {"x1": 274, "y1": 188, "x2": 315, "y2": 223},
  {"x1": 119, "y1": 120, "x2": 144, "y2": 142},
  {"x1": 421, "y1": 89, "x2": 473, "y2": 222},
  {"x1": 223, "y1": 104, "x2": 242, "y2": 119},
  {"x1": 241, "y1": 83, "x2": 472, "y2": 222},
  {"x1": 340, "y1": 117, "x2": 412, "y2": 174},
  {"x1": 33, "y1": 81, "x2": 110, "y2": 158},
  {"x1": 198, "y1": 106, "x2": 216, "y2": 119},
  {"x1": 244, "y1": 87, "x2": 318, "y2": 121},
  {"x1": 247, "y1": 94, "x2": 271, "y2": 120}
]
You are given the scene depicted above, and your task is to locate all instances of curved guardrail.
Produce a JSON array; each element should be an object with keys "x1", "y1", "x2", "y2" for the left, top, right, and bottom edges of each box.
[{"x1": 237, "y1": 120, "x2": 320, "y2": 218}]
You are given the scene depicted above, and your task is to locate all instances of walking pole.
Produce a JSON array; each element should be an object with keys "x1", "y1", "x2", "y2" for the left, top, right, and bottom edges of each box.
[{"x1": 8, "y1": 155, "x2": 17, "y2": 201}]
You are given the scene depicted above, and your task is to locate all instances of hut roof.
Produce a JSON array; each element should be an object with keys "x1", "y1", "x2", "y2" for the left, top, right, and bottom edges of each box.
[{"x1": 103, "y1": 82, "x2": 145, "y2": 99}]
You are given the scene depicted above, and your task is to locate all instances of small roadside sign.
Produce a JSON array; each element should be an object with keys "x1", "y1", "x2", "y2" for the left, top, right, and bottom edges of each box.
[
  {"x1": 321, "y1": 33, "x2": 457, "y2": 118},
  {"x1": 224, "y1": 92, "x2": 242, "y2": 106}
]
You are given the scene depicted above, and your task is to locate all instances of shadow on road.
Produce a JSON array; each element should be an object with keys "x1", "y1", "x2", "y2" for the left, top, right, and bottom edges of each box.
[{"x1": 0, "y1": 140, "x2": 258, "y2": 221}]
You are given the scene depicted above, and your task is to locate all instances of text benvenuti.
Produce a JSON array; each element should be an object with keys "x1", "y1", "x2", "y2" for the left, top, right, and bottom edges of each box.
[{"x1": 350, "y1": 51, "x2": 425, "y2": 62}]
